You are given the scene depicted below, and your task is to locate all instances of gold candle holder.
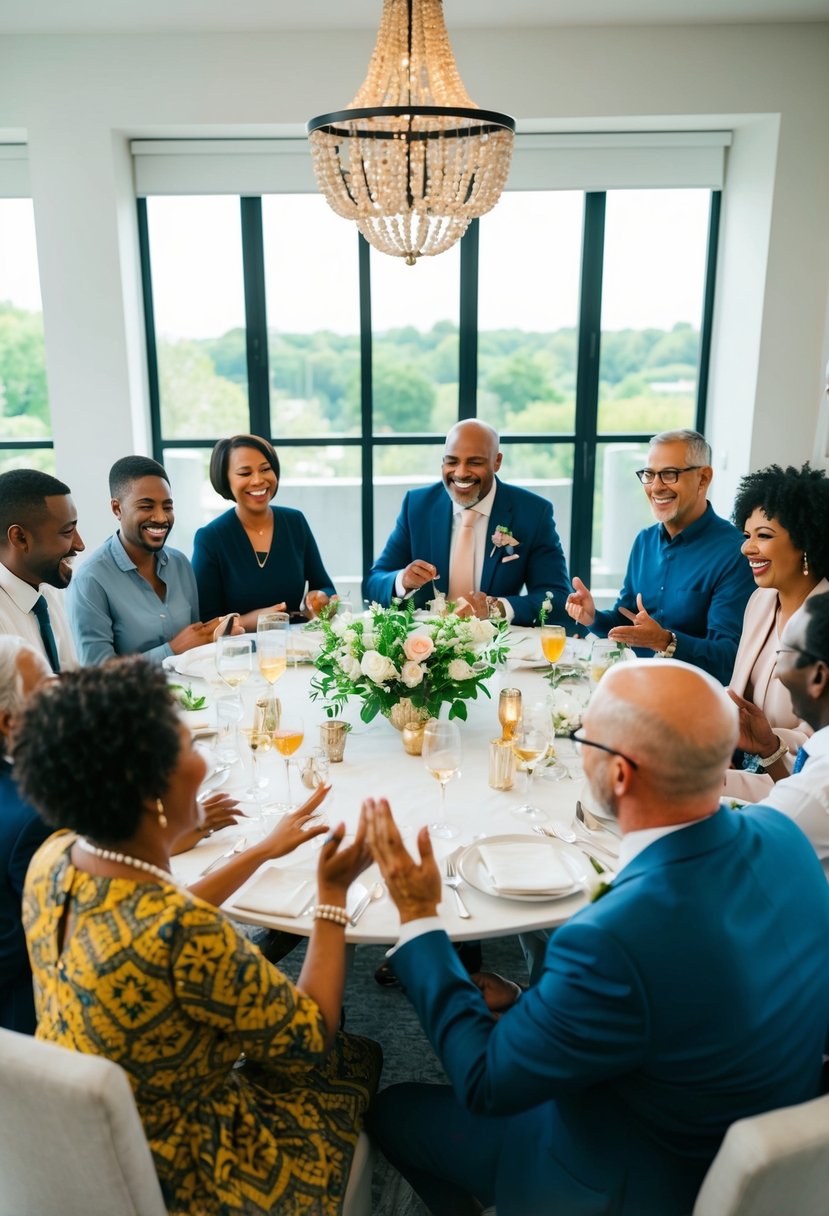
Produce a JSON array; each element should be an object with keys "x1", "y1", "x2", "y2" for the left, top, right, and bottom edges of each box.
[
  {"x1": 498, "y1": 687, "x2": 522, "y2": 741},
  {"x1": 488, "y1": 738, "x2": 515, "y2": 790},
  {"x1": 401, "y1": 720, "x2": 426, "y2": 755},
  {"x1": 319, "y1": 719, "x2": 349, "y2": 762}
]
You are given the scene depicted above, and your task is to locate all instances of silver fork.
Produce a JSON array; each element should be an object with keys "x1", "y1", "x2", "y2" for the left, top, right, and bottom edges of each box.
[{"x1": 444, "y1": 857, "x2": 471, "y2": 919}]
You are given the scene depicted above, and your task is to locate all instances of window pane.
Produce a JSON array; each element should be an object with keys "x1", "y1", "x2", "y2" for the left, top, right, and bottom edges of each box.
[
  {"x1": 370, "y1": 246, "x2": 460, "y2": 435},
  {"x1": 478, "y1": 192, "x2": 582, "y2": 435},
  {"x1": 0, "y1": 199, "x2": 51, "y2": 442},
  {"x1": 598, "y1": 190, "x2": 708, "y2": 434},
  {"x1": 590, "y1": 441, "x2": 654, "y2": 609},
  {"x1": 262, "y1": 195, "x2": 361, "y2": 439},
  {"x1": 500, "y1": 441, "x2": 574, "y2": 567},
  {"x1": 147, "y1": 197, "x2": 248, "y2": 439},
  {"x1": 0, "y1": 447, "x2": 55, "y2": 475},
  {"x1": 372, "y1": 442, "x2": 446, "y2": 559}
]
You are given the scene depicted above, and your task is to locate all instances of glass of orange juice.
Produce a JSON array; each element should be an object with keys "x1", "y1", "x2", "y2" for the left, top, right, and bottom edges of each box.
[
  {"x1": 273, "y1": 715, "x2": 304, "y2": 809},
  {"x1": 540, "y1": 624, "x2": 566, "y2": 676}
]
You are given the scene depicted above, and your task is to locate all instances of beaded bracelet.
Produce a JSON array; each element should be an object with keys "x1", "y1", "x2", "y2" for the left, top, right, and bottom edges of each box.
[{"x1": 313, "y1": 904, "x2": 350, "y2": 926}]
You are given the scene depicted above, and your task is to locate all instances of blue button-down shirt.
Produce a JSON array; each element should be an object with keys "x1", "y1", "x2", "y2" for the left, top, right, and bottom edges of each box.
[
  {"x1": 66, "y1": 533, "x2": 199, "y2": 666},
  {"x1": 591, "y1": 504, "x2": 756, "y2": 685}
]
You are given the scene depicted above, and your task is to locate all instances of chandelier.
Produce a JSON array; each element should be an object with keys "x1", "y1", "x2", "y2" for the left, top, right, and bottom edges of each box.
[{"x1": 306, "y1": 0, "x2": 515, "y2": 265}]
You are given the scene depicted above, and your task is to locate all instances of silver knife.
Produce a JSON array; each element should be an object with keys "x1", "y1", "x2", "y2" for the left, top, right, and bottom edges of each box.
[
  {"x1": 199, "y1": 835, "x2": 247, "y2": 876},
  {"x1": 350, "y1": 891, "x2": 372, "y2": 925}
]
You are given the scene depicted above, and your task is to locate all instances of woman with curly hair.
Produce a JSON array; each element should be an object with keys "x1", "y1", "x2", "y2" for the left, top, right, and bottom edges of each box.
[
  {"x1": 16, "y1": 657, "x2": 381, "y2": 1216},
  {"x1": 726, "y1": 462, "x2": 829, "y2": 798}
]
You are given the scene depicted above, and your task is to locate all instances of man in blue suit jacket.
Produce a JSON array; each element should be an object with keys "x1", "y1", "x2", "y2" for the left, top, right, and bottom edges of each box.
[
  {"x1": 365, "y1": 661, "x2": 829, "y2": 1216},
  {"x1": 364, "y1": 420, "x2": 570, "y2": 627}
]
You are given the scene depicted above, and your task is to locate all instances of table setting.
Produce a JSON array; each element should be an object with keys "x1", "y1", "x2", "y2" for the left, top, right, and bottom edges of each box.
[{"x1": 168, "y1": 615, "x2": 624, "y2": 945}]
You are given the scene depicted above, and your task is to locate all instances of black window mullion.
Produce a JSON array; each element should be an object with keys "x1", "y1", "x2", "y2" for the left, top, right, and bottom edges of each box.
[
  {"x1": 359, "y1": 234, "x2": 375, "y2": 585},
  {"x1": 569, "y1": 191, "x2": 606, "y2": 585},
  {"x1": 137, "y1": 198, "x2": 164, "y2": 463},
  {"x1": 695, "y1": 189, "x2": 721, "y2": 437},
  {"x1": 240, "y1": 197, "x2": 271, "y2": 438},
  {"x1": 458, "y1": 219, "x2": 479, "y2": 420}
]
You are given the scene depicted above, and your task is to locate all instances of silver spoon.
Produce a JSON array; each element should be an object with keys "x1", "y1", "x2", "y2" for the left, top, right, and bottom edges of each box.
[
  {"x1": 196, "y1": 763, "x2": 232, "y2": 804},
  {"x1": 351, "y1": 882, "x2": 385, "y2": 925}
]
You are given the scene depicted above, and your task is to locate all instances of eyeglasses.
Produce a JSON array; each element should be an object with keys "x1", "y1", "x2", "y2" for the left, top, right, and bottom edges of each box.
[
  {"x1": 634, "y1": 466, "x2": 702, "y2": 485},
  {"x1": 570, "y1": 729, "x2": 639, "y2": 770},
  {"x1": 775, "y1": 644, "x2": 822, "y2": 666}
]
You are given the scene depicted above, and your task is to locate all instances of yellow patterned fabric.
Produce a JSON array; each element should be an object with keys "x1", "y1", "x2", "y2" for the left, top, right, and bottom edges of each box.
[{"x1": 23, "y1": 832, "x2": 381, "y2": 1216}]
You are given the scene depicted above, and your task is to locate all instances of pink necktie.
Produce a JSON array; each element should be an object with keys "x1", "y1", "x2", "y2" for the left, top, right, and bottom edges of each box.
[{"x1": 449, "y1": 509, "x2": 478, "y2": 602}]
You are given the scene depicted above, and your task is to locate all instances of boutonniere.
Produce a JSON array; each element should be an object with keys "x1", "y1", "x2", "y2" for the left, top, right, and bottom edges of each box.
[{"x1": 490, "y1": 525, "x2": 520, "y2": 559}]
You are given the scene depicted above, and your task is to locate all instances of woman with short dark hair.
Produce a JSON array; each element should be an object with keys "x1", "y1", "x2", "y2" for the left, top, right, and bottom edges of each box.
[
  {"x1": 18, "y1": 657, "x2": 380, "y2": 1216},
  {"x1": 193, "y1": 434, "x2": 336, "y2": 629}
]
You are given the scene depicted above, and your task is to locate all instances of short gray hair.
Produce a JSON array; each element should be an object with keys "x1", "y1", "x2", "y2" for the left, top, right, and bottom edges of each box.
[
  {"x1": 0, "y1": 635, "x2": 28, "y2": 718},
  {"x1": 649, "y1": 429, "x2": 712, "y2": 466}
]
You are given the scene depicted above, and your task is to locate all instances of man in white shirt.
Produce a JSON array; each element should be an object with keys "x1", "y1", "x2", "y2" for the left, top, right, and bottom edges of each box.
[
  {"x1": 0, "y1": 469, "x2": 84, "y2": 671},
  {"x1": 757, "y1": 590, "x2": 829, "y2": 872}
]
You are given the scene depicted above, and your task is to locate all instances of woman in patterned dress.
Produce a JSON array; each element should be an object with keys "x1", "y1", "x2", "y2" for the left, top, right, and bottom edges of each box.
[{"x1": 17, "y1": 656, "x2": 381, "y2": 1216}]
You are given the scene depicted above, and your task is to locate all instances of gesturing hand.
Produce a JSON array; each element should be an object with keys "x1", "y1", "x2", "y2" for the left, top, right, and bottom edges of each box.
[
  {"x1": 608, "y1": 593, "x2": 672, "y2": 652},
  {"x1": 401, "y1": 560, "x2": 438, "y2": 591},
  {"x1": 364, "y1": 797, "x2": 441, "y2": 923},
  {"x1": 727, "y1": 689, "x2": 780, "y2": 757},
  {"x1": 565, "y1": 576, "x2": 596, "y2": 627},
  {"x1": 316, "y1": 804, "x2": 371, "y2": 905},
  {"x1": 259, "y1": 784, "x2": 330, "y2": 860}
]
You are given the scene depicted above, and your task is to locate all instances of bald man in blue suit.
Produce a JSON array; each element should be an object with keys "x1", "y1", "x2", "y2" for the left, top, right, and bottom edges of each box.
[
  {"x1": 365, "y1": 662, "x2": 829, "y2": 1216},
  {"x1": 364, "y1": 420, "x2": 570, "y2": 627}
]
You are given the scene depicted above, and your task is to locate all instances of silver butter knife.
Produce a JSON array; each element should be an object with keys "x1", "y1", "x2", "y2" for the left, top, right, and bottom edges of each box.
[{"x1": 199, "y1": 835, "x2": 247, "y2": 876}]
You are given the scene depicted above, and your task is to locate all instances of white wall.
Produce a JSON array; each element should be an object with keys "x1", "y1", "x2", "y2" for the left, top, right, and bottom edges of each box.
[{"x1": 0, "y1": 22, "x2": 828, "y2": 547}]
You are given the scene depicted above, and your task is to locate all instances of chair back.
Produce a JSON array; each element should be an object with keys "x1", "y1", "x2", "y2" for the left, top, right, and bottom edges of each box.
[
  {"x1": 0, "y1": 1028, "x2": 167, "y2": 1216},
  {"x1": 693, "y1": 1092, "x2": 829, "y2": 1216}
]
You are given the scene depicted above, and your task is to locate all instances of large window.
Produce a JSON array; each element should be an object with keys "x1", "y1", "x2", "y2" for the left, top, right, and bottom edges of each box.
[
  {"x1": 138, "y1": 182, "x2": 717, "y2": 605},
  {"x1": 0, "y1": 197, "x2": 54, "y2": 473}
]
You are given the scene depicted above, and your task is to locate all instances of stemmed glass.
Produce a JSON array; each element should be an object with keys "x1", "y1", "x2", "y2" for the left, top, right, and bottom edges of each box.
[
  {"x1": 272, "y1": 714, "x2": 304, "y2": 811},
  {"x1": 216, "y1": 636, "x2": 252, "y2": 704},
  {"x1": 422, "y1": 719, "x2": 462, "y2": 840},
  {"x1": 239, "y1": 724, "x2": 272, "y2": 807},
  {"x1": 257, "y1": 612, "x2": 288, "y2": 721},
  {"x1": 590, "y1": 639, "x2": 619, "y2": 692},
  {"x1": 541, "y1": 624, "x2": 566, "y2": 680},
  {"x1": 511, "y1": 702, "x2": 552, "y2": 820}
]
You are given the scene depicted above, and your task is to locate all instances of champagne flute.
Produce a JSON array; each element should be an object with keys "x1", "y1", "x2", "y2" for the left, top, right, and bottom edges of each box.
[
  {"x1": 273, "y1": 715, "x2": 304, "y2": 810},
  {"x1": 257, "y1": 611, "x2": 288, "y2": 724},
  {"x1": 541, "y1": 624, "x2": 566, "y2": 678},
  {"x1": 511, "y1": 702, "x2": 552, "y2": 820},
  {"x1": 217, "y1": 636, "x2": 252, "y2": 704},
  {"x1": 422, "y1": 719, "x2": 462, "y2": 840},
  {"x1": 239, "y1": 725, "x2": 272, "y2": 806}
]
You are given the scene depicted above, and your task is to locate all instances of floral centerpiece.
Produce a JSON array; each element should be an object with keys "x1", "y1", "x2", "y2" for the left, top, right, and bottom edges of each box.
[{"x1": 310, "y1": 600, "x2": 509, "y2": 724}]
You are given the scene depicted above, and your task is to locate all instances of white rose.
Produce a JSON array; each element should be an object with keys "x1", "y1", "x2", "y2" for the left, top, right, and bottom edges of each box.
[
  {"x1": 468, "y1": 617, "x2": 496, "y2": 644},
  {"x1": 400, "y1": 660, "x2": 425, "y2": 688},
  {"x1": 340, "y1": 655, "x2": 363, "y2": 681},
  {"x1": 341, "y1": 628, "x2": 357, "y2": 645},
  {"x1": 360, "y1": 650, "x2": 398, "y2": 684},
  {"x1": 448, "y1": 658, "x2": 476, "y2": 681}
]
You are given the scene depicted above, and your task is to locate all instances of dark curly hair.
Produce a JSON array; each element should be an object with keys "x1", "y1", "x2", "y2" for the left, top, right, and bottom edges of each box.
[
  {"x1": 731, "y1": 463, "x2": 829, "y2": 580},
  {"x1": 12, "y1": 657, "x2": 182, "y2": 845},
  {"x1": 209, "y1": 435, "x2": 280, "y2": 502}
]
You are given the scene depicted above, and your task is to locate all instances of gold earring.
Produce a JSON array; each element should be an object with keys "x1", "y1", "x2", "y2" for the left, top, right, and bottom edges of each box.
[
  {"x1": 803, "y1": 552, "x2": 810, "y2": 576},
  {"x1": 156, "y1": 798, "x2": 168, "y2": 829}
]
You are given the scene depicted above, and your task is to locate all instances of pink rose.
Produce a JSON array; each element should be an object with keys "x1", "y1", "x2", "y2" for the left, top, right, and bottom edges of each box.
[{"x1": 403, "y1": 634, "x2": 434, "y2": 662}]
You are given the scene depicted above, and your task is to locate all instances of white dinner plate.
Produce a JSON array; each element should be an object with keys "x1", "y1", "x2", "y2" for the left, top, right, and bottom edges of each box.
[
  {"x1": 457, "y1": 833, "x2": 589, "y2": 902},
  {"x1": 163, "y1": 641, "x2": 219, "y2": 681}
]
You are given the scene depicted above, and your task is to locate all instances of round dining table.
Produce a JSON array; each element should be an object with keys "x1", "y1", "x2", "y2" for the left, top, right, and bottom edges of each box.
[{"x1": 170, "y1": 628, "x2": 620, "y2": 946}]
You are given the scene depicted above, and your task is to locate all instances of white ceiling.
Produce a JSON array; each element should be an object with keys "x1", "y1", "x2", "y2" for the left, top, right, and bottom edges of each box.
[{"x1": 1, "y1": 0, "x2": 828, "y2": 34}]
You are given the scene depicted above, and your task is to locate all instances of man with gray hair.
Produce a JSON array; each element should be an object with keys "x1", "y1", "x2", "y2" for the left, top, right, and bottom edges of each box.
[
  {"x1": 566, "y1": 429, "x2": 754, "y2": 684},
  {"x1": 364, "y1": 660, "x2": 829, "y2": 1216},
  {"x1": 0, "y1": 637, "x2": 53, "y2": 1033}
]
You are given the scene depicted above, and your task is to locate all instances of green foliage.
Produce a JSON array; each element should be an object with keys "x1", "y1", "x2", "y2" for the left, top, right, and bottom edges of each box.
[{"x1": 0, "y1": 302, "x2": 50, "y2": 434}]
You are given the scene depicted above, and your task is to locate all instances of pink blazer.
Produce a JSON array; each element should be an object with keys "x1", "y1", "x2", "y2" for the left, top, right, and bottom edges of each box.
[{"x1": 724, "y1": 579, "x2": 828, "y2": 800}]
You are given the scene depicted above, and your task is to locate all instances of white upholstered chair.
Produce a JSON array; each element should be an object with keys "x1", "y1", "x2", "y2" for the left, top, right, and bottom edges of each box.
[
  {"x1": 0, "y1": 1027, "x2": 373, "y2": 1216},
  {"x1": 693, "y1": 1092, "x2": 829, "y2": 1216}
]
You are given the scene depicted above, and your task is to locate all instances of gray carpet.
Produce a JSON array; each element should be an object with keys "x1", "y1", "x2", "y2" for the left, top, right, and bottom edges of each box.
[{"x1": 272, "y1": 932, "x2": 530, "y2": 1216}]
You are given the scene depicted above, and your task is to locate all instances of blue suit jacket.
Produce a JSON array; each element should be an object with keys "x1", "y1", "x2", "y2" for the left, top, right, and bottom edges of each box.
[
  {"x1": 364, "y1": 479, "x2": 570, "y2": 626},
  {"x1": 391, "y1": 806, "x2": 829, "y2": 1216},
  {"x1": 0, "y1": 762, "x2": 51, "y2": 1034}
]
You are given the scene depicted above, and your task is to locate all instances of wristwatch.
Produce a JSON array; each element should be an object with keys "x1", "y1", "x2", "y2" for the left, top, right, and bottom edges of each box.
[
  {"x1": 757, "y1": 736, "x2": 789, "y2": 769},
  {"x1": 657, "y1": 631, "x2": 678, "y2": 658},
  {"x1": 486, "y1": 597, "x2": 506, "y2": 620}
]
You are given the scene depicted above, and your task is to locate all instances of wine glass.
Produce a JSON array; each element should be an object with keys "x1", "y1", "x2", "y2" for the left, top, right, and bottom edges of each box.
[
  {"x1": 541, "y1": 624, "x2": 566, "y2": 679},
  {"x1": 422, "y1": 719, "x2": 462, "y2": 840},
  {"x1": 239, "y1": 724, "x2": 272, "y2": 806},
  {"x1": 511, "y1": 702, "x2": 552, "y2": 820},
  {"x1": 257, "y1": 612, "x2": 288, "y2": 723},
  {"x1": 273, "y1": 715, "x2": 305, "y2": 810},
  {"x1": 589, "y1": 640, "x2": 619, "y2": 692},
  {"x1": 216, "y1": 636, "x2": 252, "y2": 703}
]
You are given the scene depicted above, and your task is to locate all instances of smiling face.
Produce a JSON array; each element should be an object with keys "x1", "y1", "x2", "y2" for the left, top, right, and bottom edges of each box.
[
  {"x1": 113, "y1": 475, "x2": 174, "y2": 556},
  {"x1": 227, "y1": 445, "x2": 278, "y2": 513},
  {"x1": 441, "y1": 421, "x2": 503, "y2": 508},
  {"x1": 642, "y1": 440, "x2": 712, "y2": 536},
  {"x1": 741, "y1": 508, "x2": 805, "y2": 595},
  {"x1": 20, "y1": 494, "x2": 85, "y2": 589}
]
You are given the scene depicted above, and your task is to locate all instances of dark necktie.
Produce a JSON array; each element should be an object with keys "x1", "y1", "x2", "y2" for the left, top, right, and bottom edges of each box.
[
  {"x1": 31, "y1": 594, "x2": 60, "y2": 673},
  {"x1": 792, "y1": 746, "x2": 809, "y2": 774}
]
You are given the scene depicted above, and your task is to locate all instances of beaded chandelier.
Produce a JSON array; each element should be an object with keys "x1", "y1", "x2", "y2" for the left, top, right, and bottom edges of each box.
[{"x1": 306, "y1": 0, "x2": 515, "y2": 265}]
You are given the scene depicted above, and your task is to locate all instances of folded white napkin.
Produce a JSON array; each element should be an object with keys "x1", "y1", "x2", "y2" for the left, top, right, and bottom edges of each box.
[
  {"x1": 233, "y1": 869, "x2": 313, "y2": 918},
  {"x1": 477, "y1": 841, "x2": 575, "y2": 896}
]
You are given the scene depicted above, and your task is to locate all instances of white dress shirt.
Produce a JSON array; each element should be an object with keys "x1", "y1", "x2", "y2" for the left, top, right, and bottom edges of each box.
[
  {"x1": 760, "y1": 724, "x2": 829, "y2": 876},
  {"x1": 0, "y1": 562, "x2": 78, "y2": 670}
]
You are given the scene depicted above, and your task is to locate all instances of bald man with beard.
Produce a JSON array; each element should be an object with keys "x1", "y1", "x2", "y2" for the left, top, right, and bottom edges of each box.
[{"x1": 364, "y1": 661, "x2": 829, "y2": 1216}]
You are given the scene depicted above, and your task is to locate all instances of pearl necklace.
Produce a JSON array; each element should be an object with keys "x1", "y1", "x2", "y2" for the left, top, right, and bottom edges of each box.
[{"x1": 76, "y1": 837, "x2": 174, "y2": 886}]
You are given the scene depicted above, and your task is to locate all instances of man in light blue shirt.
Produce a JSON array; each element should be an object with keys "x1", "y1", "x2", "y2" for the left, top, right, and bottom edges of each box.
[
  {"x1": 566, "y1": 429, "x2": 755, "y2": 685},
  {"x1": 67, "y1": 457, "x2": 221, "y2": 665}
]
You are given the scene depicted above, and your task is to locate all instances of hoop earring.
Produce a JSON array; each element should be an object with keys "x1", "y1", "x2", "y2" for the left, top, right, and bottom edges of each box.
[
  {"x1": 803, "y1": 552, "x2": 810, "y2": 576},
  {"x1": 156, "y1": 798, "x2": 168, "y2": 829}
]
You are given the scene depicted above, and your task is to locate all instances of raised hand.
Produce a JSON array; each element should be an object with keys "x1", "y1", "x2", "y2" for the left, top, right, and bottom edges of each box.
[
  {"x1": 565, "y1": 576, "x2": 596, "y2": 627},
  {"x1": 727, "y1": 689, "x2": 780, "y2": 758},
  {"x1": 316, "y1": 804, "x2": 371, "y2": 904},
  {"x1": 259, "y1": 784, "x2": 330, "y2": 859},
  {"x1": 608, "y1": 593, "x2": 673, "y2": 652},
  {"x1": 401, "y1": 559, "x2": 439, "y2": 592},
  {"x1": 365, "y1": 797, "x2": 441, "y2": 922}
]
